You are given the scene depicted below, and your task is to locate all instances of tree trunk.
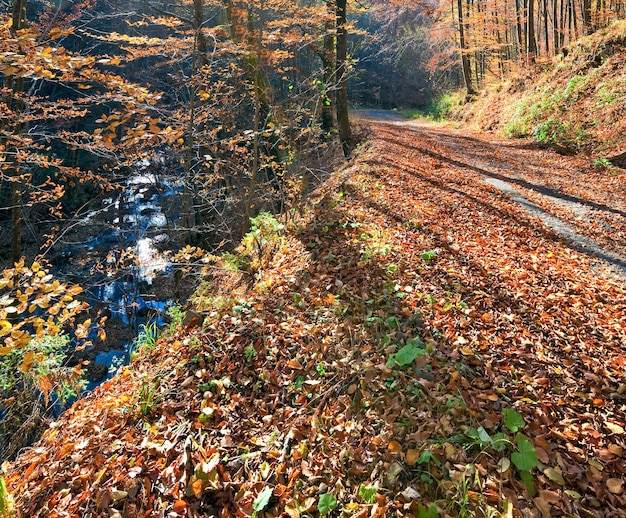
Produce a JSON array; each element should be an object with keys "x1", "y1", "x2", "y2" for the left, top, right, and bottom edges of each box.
[
  {"x1": 527, "y1": 0, "x2": 538, "y2": 56},
  {"x1": 515, "y1": 0, "x2": 526, "y2": 56},
  {"x1": 321, "y1": 0, "x2": 335, "y2": 136},
  {"x1": 543, "y1": 0, "x2": 550, "y2": 55},
  {"x1": 457, "y1": 0, "x2": 476, "y2": 96},
  {"x1": 335, "y1": 0, "x2": 352, "y2": 158},
  {"x1": 8, "y1": 0, "x2": 27, "y2": 263},
  {"x1": 582, "y1": 0, "x2": 594, "y2": 33},
  {"x1": 553, "y1": 0, "x2": 560, "y2": 52},
  {"x1": 193, "y1": 0, "x2": 209, "y2": 68}
]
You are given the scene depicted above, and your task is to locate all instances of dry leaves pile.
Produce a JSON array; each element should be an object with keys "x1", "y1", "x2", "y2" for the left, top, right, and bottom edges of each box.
[{"x1": 3, "y1": 118, "x2": 626, "y2": 517}]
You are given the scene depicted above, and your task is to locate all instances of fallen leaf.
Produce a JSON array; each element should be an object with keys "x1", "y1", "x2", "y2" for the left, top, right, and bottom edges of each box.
[
  {"x1": 387, "y1": 441, "x2": 402, "y2": 453},
  {"x1": 607, "y1": 478, "x2": 624, "y2": 495}
]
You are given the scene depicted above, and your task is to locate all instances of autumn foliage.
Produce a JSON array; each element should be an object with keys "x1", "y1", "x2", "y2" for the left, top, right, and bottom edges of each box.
[{"x1": 4, "y1": 116, "x2": 626, "y2": 517}]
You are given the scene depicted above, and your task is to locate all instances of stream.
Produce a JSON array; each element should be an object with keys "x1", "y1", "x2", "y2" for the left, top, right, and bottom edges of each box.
[{"x1": 55, "y1": 159, "x2": 183, "y2": 386}]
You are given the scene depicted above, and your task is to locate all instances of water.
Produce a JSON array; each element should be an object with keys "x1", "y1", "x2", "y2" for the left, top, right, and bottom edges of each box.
[{"x1": 55, "y1": 161, "x2": 182, "y2": 384}]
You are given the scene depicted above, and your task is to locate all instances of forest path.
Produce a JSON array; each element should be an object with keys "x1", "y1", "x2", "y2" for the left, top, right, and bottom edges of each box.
[
  {"x1": 6, "y1": 111, "x2": 626, "y2": 518},
  {"x1": 356, "y1": 111, "x2": 626, "y2": 283}
]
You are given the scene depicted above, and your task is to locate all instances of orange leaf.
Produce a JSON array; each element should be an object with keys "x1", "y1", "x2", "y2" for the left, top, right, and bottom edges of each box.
[
  {"x1": 191, "y1": 478, "x2": 204, "y2": 497},
  {"x1": 405, "y1": 449, "x2": 419, "y2": 466},
  {"x1": 387, "y1": 440, "x2": 402, "y2": 453}
]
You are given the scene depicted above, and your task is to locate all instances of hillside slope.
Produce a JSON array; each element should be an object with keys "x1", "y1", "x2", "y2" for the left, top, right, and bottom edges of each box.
[
  {"x1": 456, "y1": 20, "x2": 626, "y2": 162},
  {"x1": 3, "y1": 117, "x2": 626, "y2": 517}
]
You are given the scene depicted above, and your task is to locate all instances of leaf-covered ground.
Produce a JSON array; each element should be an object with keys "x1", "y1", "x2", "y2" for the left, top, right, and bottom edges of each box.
[
  {"x1": 4, "y1": 116, "x2": 626, "y2": 518},
  {"x1": 455, "y1": 20, "x2": 626, "y2": 159}
]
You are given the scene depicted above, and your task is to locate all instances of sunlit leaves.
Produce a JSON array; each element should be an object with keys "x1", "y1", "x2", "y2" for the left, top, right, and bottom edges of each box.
[
  {"x1": 252, "y1": 486, "x2": 273, "y2": 517},
  {"x1": 0, "y1": 261, "x2": 89, "y2": 357}
]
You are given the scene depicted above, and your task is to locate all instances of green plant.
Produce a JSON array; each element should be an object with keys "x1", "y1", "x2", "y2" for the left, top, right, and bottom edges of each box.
[
  {"x1": 412, "y1": 91, "x2": 464, "y2": 120},
  {"x1": 317, "y1": 493, "x2": 337, "y2": 515},
  {"x1": 502, "y1": 407, "x2": 526, "y2": 432},
  {"x1": 316, "y1": 362, "x2": 326, "y2": 377},
  {"x1": 0, "y1": 333, "x2": 78, "y2": 400},
  {"x1": 330, "y1": 191, "x2": 345, "y2": 208},
  {"x1": 252, "y1": 485, "x2": 273, "y2": 518},
  {"x1": 166, "y1": 302, "x2": 184, "y2": 332},
  {"x1": 1, "y1": 332, "x2": 87, "y2": 460},
  {"x1": 239, "y1": 212, "x2": 285, "y2": 272},
  {"x1": 221, "y1": 252, "x2": 243, "y2": 272},
  {"x1": 198, "y1": 380, "x2": 217, "y2": 393},
  {"x1": 417, "y1": 504, "x2": 439, "y2": 518},
  {"x1": 358, "y1": 484, "x2": 377, "y2": 504},
  {"x1": 0, "y1": 475, "x2": 13, "y2": 517},
  {"x1": 386, "y1": 338, "x2": 427, "y2": 368},
  {"x1": 130, "y1": 321, "x2": 159, "y2": 359},
  {"x1": 360, "y1": 230, "x2": 392, "y2": 263},
  {"x1": 244, "y1": 345, "x2": 258, "y2": 362},
  {"x1": 420, "y1": 249, "x2": 438, "y2": 261},
  {"x1": 593, "y1": 157, "x2": 613, "y2": 168},
  {"x1": 137, "y1": 380, "x2": 160, "y2": 417}
]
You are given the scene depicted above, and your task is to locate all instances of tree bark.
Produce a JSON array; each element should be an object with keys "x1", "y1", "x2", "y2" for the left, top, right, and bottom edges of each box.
[
  {"x1": 582, "y1": 0, "x2": 594, "y2": 33},
  {"x1": 527, "y1": 0, "x2": 538, "y2": 56},
  {"x1": 9, "y1": 0, "x2": 27, "y2": 263},
  {"x1": 456, "y1": 0, "x2": 476, "y2": 96},
  {"x1": 321, "y1": 0, "x2": 335, "y2": 136},
  {"x1": 335, "y1": 0, "x2": 352, "y2": 158}
]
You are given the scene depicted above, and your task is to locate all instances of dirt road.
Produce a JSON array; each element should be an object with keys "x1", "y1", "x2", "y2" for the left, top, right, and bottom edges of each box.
[{"x1": 357, "y1": 112, "x2": 626, "y2": 283}]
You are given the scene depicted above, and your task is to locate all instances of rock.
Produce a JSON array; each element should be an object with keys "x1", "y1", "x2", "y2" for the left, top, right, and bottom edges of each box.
[{"x1": 609, "y1": 152, "x2": 626, "y2": 169}]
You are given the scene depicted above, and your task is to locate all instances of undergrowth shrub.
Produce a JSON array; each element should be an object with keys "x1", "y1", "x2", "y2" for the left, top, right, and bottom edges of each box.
[
  {"x1": 0, "y1": 261, "x2": 91, "y2": 463},
  {"x1": 0, "y1": 333, "x2": 85, "y2": 462},
  {"x1": 237, "y1": 212, "x2": 285, "y2": 274},
  {"x1": 413, "y1": 91, "x2": 465, "y2": 120}
]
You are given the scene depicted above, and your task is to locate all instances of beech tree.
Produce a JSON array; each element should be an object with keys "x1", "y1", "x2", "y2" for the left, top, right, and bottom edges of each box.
[
  {"x1": 423, "y1": 0, "x2": 625, "y2": 91},
  {"x1": 335, "y1": 0, "x2": 352, "y2": 156},
  {"x1": 1, "y1": 0, "x2": 179, "y2": 265}
]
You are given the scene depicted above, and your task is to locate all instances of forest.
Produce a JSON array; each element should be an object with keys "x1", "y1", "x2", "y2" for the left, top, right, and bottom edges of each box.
[{"x1": 1, "y1": 0, "x2": 626, "y2": 516}]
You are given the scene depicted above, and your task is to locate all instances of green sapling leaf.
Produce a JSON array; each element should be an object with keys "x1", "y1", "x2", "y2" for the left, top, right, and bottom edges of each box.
[
  {"x1": 502, "y1": 408, "x2": 526, "y2": 433},
  {"x1": 511, "y1": 434, "x2": 538, "y2": 471}
]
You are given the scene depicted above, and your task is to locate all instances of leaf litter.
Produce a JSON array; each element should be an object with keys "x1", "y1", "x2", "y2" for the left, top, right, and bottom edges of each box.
[{"x1": 3, "y1": 117, "x2": 626, "y2": 517}]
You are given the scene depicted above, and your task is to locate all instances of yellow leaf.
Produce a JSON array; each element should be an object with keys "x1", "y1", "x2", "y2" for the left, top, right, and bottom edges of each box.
[
  {"x1": 284, "y1": 500, "x2": 300, "y2": 518},
  {"x1": 0, "y1": 320, "x2": 12, "y2": 337},
  {"x1": 191, "y1": 477, "x2": 204, "y2": 496},
  {"x1": 260, "y1": 460, "x2": 271, "y2": 480},
  {"x1": 0, "y1": 346, "x2": 13, "y2": 355},
  {"x1": 67, "y1": 285, "x2": 83, "y2": 296},
  {"x1": 20, "y1": 350, "x2": 36, "y2": 372}
]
